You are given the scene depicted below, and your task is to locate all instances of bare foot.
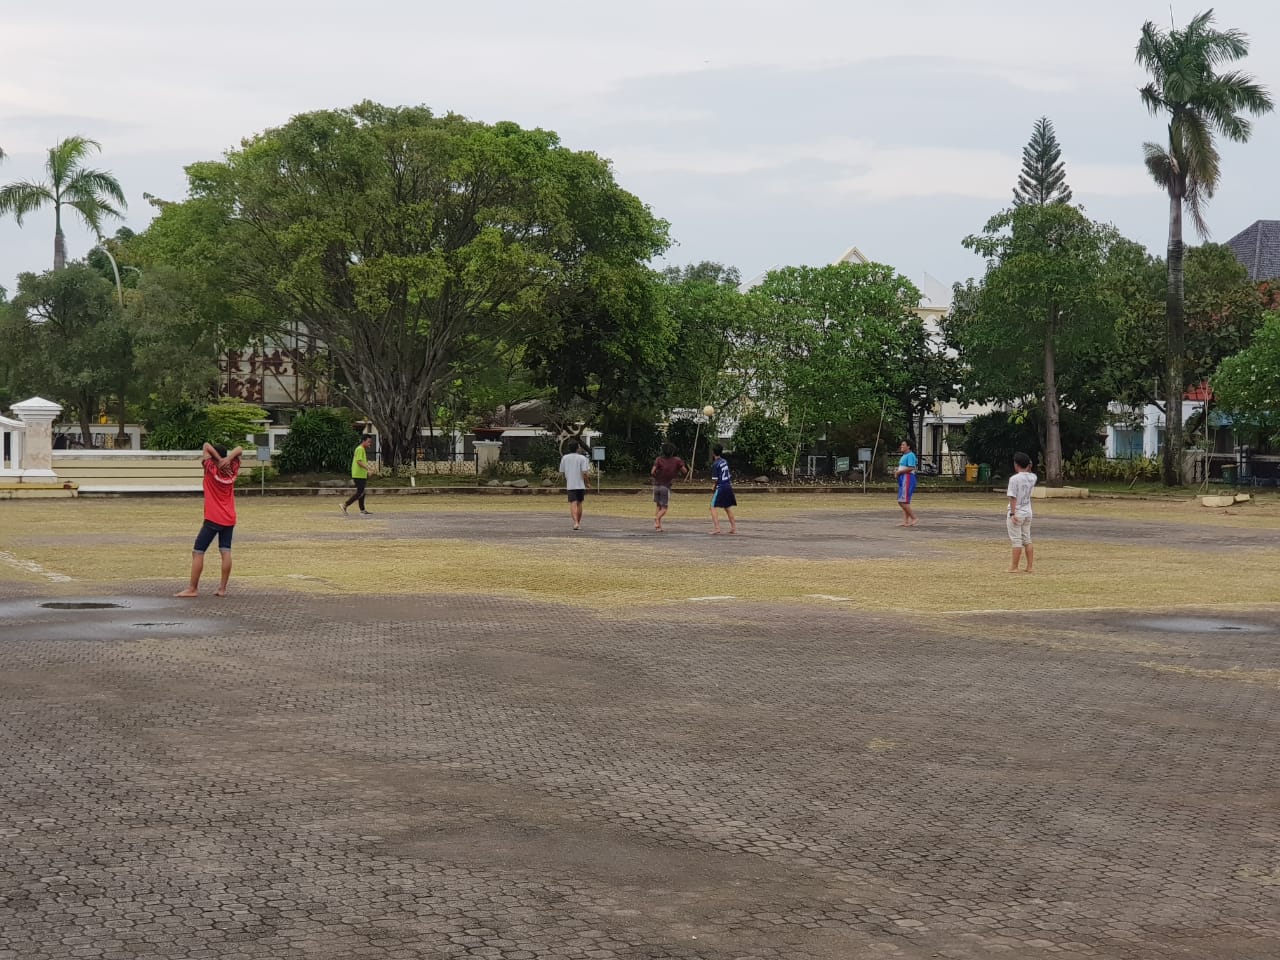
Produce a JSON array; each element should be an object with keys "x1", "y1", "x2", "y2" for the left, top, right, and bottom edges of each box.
[
  {"x1": 573, "y1": 525, "x2": 580, "y2": 531},
  {"x1": 214, "y1": 589, "x2": 228, "y2": 597},
  {"x1": 174, "y1": 588, "x2": 198, "y2": 598},
  {"x1": 1007, "y1": 568, "x2": 1021, "y2": 574},
  {"x1": 897, "y1": 522, "x2": 909, "y2": 527},
  {"x1": 728, "y1": 529, "x2": 737, "y2": 534},
  {"x1": 710, "y1": 529, "x2": 722, "y2": 535},
  {"x1": 1024, "y1": 568, "x2": 1034, "y2": 574}
]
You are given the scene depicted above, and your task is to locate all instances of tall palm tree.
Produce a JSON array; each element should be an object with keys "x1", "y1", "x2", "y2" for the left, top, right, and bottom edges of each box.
[
  {"x1": 1136, "y1": 10, "x2": 1273, "y2": 486},
  {"x1": 0, "y1": 136, "x2": 127, "y2": 271}
]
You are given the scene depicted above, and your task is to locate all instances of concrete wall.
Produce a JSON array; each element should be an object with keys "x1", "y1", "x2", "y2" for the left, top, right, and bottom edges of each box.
[{"x1": 52, "y1": 450, "x2": 260, "y2": 493}]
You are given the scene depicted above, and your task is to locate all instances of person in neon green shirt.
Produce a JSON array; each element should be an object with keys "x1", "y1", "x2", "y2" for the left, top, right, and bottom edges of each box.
[{"x1": 342, "y1": 436, "x2": 378, "y2": 515}]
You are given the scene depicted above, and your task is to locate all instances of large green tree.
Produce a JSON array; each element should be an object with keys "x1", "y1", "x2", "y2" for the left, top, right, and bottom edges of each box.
[
  {"x1": 1013, "y1": 117, "x2": 1073, "y2": 207},
  {"x1": 753, "y1": 262, "x2": 929, "y2": 443},
  {"x1": 4, "y1": 264, "x2": 130, "y2": 444},
  {"x1": 139, "y1": 102, "x2": 668, "y2": 465},
  {"x1": 1107, "y1": 242, "x2": 1264, "y2": 414},
  {"x1": 0, "y1": 137, "x2": 127, "y2": 270},
  {"x1": 1212, "y1": 310, "x2": 1280, "y2": 447},
  {"x1": 950, "y1": 204, "x2": 1121, "y2": 486},
  {"x1": 1136, "y1": 10, "x2": 1273, "y2": 484}
]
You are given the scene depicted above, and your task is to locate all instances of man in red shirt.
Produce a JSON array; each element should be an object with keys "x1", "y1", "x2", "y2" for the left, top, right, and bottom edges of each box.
[
  {"x1": 650, "y1": 442, "x2": 688, "y2": 532},
  {"x1": 176, "y1": 442, "x2": 242, "y2": 598}
]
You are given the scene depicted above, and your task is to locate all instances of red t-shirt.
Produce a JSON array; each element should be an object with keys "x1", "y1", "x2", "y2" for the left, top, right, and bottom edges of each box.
[
  {"x1": 651, "y1": 456, "x2": 686, "y2": 487},
  {"x1": 203, "y1": 457, "x2": 240, "y2": 526}
]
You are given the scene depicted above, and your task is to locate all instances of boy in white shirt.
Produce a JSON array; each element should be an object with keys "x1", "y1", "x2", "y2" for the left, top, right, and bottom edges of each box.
[
  {"x1": 558, "y1": 439, "x2": 592, "y2": 531},
  {"x1": 1006, "y1": 451, "x2": 1038, "y2": 573}
]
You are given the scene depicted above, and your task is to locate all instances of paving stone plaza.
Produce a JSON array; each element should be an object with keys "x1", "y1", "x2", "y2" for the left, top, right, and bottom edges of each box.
[{"x1": 2, "y1": 496, "x2": 1278, "y2": 959}]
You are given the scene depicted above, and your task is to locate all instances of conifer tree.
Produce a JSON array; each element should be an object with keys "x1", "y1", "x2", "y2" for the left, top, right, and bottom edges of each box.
[{"x1": 1013, "y1": 117, "x2": 1072, "y2": 207}]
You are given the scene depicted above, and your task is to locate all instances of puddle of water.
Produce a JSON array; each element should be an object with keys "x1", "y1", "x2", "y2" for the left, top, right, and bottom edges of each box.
[
  {"x1": 39, "y1": 601, "x2": 125, "y2": 611},
  {"x1": 1135, "y1": 617, "x2": 1268, "y2": 635}
]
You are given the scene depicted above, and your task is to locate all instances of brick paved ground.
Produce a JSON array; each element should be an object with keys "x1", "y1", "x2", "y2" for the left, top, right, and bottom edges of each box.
[{"x1": 2, "y1": 501, "x2": 1278, "y2": 959}]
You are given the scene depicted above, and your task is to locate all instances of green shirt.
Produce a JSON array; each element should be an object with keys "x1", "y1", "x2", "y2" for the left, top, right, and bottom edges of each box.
[{"x1": 351, "y1": 444, "x2": 369, "y2": 479}]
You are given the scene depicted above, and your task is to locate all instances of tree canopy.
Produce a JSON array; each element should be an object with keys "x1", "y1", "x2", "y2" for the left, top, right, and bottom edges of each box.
[{"x1": 137, "y1": 102, "x2": 669, "y2": 465}]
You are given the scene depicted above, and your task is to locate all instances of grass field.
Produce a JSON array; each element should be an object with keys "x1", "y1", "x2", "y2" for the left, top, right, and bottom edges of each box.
[{"x1": 3, "y1": 492, "x2": 1278, "y2": 615}]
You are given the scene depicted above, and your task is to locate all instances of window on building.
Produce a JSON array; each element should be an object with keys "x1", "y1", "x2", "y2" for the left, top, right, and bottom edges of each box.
[{"x1": 1114, "y1": 428, "x2": 1144, "y2": 459}]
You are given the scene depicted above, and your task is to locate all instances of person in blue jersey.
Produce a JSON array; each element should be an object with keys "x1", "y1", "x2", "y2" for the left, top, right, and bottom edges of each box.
[
  {"x1": 895, "y1": 439, "x2": 918, "y2": 527},
  {"x1": 708, "y1": 444, "x2": 737, "y2": 535}
]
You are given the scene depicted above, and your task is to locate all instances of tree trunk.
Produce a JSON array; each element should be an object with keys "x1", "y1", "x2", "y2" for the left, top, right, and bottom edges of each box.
[
  {"x1": 1042, "y1": 306, "x2": 1063, "y2": 487},
  {"x1": 78, "y1": 407, "x2": 93, "y2": 448},
  {"x1": 54, "y1": 206, "x2": 66, "y2": 270},
  {"x1": 1162, "y1": 188, "x2": 1186, "y2": 486}
]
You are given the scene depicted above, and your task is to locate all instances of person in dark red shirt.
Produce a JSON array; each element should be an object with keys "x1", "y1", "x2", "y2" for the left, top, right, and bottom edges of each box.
[
  {"x1": 649, "y1": 442, "x2": 688, "y2": 532},
  {"x1": 176, "y1": 442, "x2": 242, "y2": 597}
]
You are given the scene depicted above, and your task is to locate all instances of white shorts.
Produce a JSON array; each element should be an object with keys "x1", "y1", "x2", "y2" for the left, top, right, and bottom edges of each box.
[{"x1": 1006, "y1": 514, "x2": 1032, "y2": 547}]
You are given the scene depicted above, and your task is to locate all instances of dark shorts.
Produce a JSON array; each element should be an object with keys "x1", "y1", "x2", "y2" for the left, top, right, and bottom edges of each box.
[
  {"x1": 566, "y1": 489, "x2": 586, "y2": 503},
  {"x1": 194, "y1": 520, "x2": 234, "y2": 552},
  {"x1": 711, "y1": 487, "x2": 737, "y2": 509},
  {"x1": 653, "y1": 485, "x2": 671, "y2": 507}
]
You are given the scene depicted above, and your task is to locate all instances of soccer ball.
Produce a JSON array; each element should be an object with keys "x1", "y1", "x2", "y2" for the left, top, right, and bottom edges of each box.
[{"x1": 702, "y1": 405, "x2": 715, "y2": 417}]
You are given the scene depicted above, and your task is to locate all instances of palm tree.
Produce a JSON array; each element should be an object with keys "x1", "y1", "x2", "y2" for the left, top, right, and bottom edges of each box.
[
  {"x1": 1136, "y1": 10, "x2": 1273, "y2": 486},
  {"x1": 0, "y1": 136, "x2": 127, "y2": 271}
]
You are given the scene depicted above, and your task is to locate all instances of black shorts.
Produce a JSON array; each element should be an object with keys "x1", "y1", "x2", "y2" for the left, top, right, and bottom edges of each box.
[
  {"x1": 566, "y1": 490, "x2": 586, "y2": 503},
  {"x1": 194, "y1": 520, "x2": 234, "y2": 552}
]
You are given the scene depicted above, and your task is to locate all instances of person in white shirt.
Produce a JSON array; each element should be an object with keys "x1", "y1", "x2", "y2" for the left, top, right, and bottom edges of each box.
[
  {"x1": 558, "y1": 439, "x2": 592, "y2": 530},
  {"x1": 1005, "y1": 451, "x2": 1038, "y2": 573}
]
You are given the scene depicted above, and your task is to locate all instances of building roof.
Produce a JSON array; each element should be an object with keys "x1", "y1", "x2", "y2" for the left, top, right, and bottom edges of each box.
[{"x1": 1225, "y1": 220, "x2": 1280, "y2": 282}]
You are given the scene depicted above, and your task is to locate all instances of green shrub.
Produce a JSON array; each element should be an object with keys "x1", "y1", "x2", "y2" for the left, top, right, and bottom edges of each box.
[
  {"x1": 524, "y1": 434, "x2": 563, "y2": 473},
  {"x1": 961, "y1": 408, "x2": 1104, "y2": 470},
  {"x1": 731, "y1": 411, "x2": 792, "y2": 474},
  {"x1": 666, "y1": 418, "x2": 714, "y2": 475},
  {"x1": 203, "y1": 398, "x2": 269, "y2": 448},
  {"x1": 1063, "y1": 453, "x2": 1160, "y2": 483},
  {"x1": 145, "y1": 398, "x2": 211, "y2": 450},
  {"x1": 275, "y1": 408, "x2": 359, "y2": 474}
]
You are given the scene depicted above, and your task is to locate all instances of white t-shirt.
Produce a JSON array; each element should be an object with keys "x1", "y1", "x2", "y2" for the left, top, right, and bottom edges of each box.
[
  {"x1": 559, "y1": 452, "x2": 591, "y2": 490},
  {"x1": 1006, "y1": 471, "x2": 1038, "y2": 518}
]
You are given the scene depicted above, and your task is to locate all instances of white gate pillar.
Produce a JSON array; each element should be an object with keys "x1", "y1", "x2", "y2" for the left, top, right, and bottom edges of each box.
[{"x1": 10, "y1": 396, "x2": 62, "y2": 480}]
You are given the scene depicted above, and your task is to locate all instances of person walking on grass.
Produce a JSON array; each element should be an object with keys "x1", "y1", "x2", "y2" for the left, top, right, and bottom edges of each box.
[
  {"x1": 895, "y1": 439, "x2": 918, "y2": 527},
  {"x1": 176, "y1": 442, "x2": 242, "y2": 598},
  {"x1": 709, "y1": 444, "x2": 737, "y2": 535},
  {"x1": 1006, "y1": 451, "x2": 1038, "y2": 573},
  {"x1": 559, "y1": 439, "x2": 591, "y2": 530},
  {"x1": 650, "y1": 442, "x2": 688, "y2": 532},
  {"x1": 342, "y1": 436, "x2": 378, "y2": 516}
]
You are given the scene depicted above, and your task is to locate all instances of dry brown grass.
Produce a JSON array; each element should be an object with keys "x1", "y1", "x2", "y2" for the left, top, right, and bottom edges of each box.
[{"x1": 2, "y1": 494, "x2": 1278, "y2": 614}]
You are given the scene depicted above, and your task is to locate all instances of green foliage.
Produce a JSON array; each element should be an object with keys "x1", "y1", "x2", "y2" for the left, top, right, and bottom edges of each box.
[
  {"x1": 731, "y1": 411, "x2": 793, "y2": 474},
  {"x1": 1108, "y1": 242, "x2": 1265, "y2": 409},
  {"x1": 666, "y1": 418, "x2": 714, "y2": 474},
  {"x1": 523, "y1": 435, "x2": 563, "y2": 474},
  {"x1": 960, "y1": 408, "x2": 1103, "y2": 472},
  {"x1": 1013, "y1": 117, "x2": 1072, "y2": 207},
  {"x1": 951, "y1": 203, "x2": 1121, "y2": 484},
  {"x1": 144, "y1": 398, "x2": 211, "y2": 450},
  {"x1": 274, "y1": 408, "x2": 359, "y2": 474},
  {"x1": 595, "y1": 413, "x2": 663, "y2": 476},
  {"x1": 0, "y1": 136, "x2": 127, "y2": 269},
  {"x1": 7, "y1": 264, "x2": 129, "y2": 442},
  {"x1": 753, "y1": 262, "x2": 932, "y2": 434},
  {"x1": 239, "y1": 464, "x2": 279, "y2": 485},
  {"x1": 1212, "y1": 311, "x2": 1280, "y2": 447},
  {"x1": 1063, "y1": 453, "x2": 1161, "y2": 484},
  {"x1": 141, "y1": 101, "x2": 669, "y2": 467},
  {"x1": 203, "y1": 398, "x2": 267, "y2": 448}
]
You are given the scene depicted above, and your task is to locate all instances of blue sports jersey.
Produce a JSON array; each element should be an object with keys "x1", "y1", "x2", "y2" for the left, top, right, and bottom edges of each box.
[{"x1": 712, "y1": 458, "x2": 732, "y2": 487}]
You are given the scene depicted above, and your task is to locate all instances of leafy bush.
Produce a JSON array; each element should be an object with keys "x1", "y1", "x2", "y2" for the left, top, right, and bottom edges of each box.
[
  {"x1": 731, "y1": 411, "x2": 792, "y2": 474},
  {"x1": 524, "y1": 434, "x2": 563, "y2": 473},
  {"x1": 960, "y1": 408, "x2": 1104, "y2": 470},
  {"x1": 959, "y1": 411, "x2": 1033, "y2": 469},
  {"x1": 275, "y1": 408, "x2": 359, "y2": 474},
  {"x1": 1063, "y1": 453, "x2": 1160, "y2": 483},
  {"x1": 145, "y1": 398, "x2": 211, "y2": 450},
  {"x1": 666, "y1": 418, "x2": 714, "y2": 475},
  {"x1": 203, "y1": 398, "x2": 269, "y2": 448},
  {"x1": 595, "y1": 416, "x2": 663, "y2": 476}
]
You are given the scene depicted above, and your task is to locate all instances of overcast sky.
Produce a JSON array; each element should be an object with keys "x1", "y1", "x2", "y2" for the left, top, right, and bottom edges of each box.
[{"x1": 3, "y1": 1, "x2": 1279, "y2": 300}]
